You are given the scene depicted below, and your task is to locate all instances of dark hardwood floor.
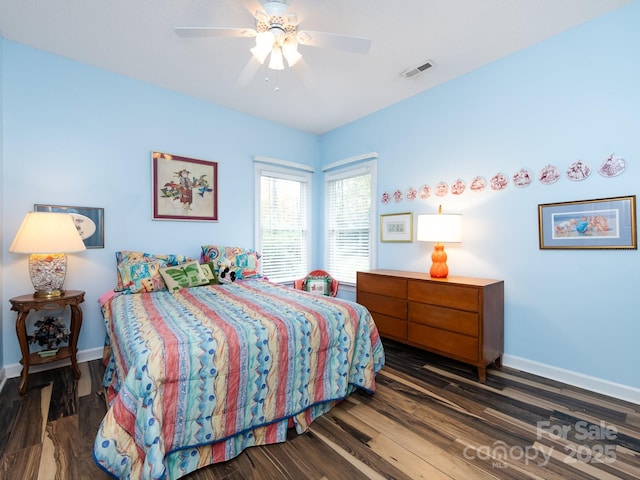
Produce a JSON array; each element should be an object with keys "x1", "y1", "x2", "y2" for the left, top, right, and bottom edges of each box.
[{"x1": 1, "y1": 339, "x2": 638, "y2": 479}]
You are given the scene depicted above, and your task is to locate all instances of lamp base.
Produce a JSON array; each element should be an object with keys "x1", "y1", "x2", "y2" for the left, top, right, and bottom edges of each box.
[
  {"x1": 29, "y1": 253, "x2": 68, "y2": 297},
  {"x1": 33, "y1": 289, "x2": 66, "y2": 299},
  {"x1": 429, "y1": 243, "x2": 449, "y2": 278}
]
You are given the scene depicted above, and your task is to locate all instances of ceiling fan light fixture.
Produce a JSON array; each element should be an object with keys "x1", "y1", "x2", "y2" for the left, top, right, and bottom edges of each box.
[
  {"x1": 255, "y1": 30, "x2": 275, "y2": 49},
  {"x1": 251, "y1": 31, "x2": 275, "y2": 63},
  {"x1": 282, "y1": 36, "x2": 301, "y2": 67},
  {"x1": 268, "y1": 47, "x2": 285, "y2": 70},
  {"x1": 250, "y1": 44, "x2": 271, "y2": 64}
]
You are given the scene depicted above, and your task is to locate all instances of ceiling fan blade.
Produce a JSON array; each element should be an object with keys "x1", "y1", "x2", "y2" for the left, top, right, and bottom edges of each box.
[
  {"x1": 296, "y1": 30, "x2": 371, "y2": 54},
  {"x1": 237, "y1": 56, "x2": 263, "y2": 86},
  {"x1": 174, "y1": 27, "x2": 257, "y2": 38}
]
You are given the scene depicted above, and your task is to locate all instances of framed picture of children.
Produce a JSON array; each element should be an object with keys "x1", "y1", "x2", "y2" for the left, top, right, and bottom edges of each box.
[{"x1": 538, "y1": 195, "x2": 636, "y2": 249}]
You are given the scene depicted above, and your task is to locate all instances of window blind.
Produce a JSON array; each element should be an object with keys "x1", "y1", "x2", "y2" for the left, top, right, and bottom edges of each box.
[
  {"x1": 257, "y1": 168, "x2": 310, "y2": 282},
  {"x1": 325, "y1": 162, "x2": 375, "y2": 284}
]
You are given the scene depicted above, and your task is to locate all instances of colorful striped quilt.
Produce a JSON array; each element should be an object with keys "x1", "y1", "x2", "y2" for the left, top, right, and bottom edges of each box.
[{"x1": 94, "y1": 278, "x2": 384, "y2": 479}]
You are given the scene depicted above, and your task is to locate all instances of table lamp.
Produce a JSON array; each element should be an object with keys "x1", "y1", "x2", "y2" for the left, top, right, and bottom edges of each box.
[
  {"x1": 9, "y1": 212, "x2": 86, "y2": 298},
  {"x1": 417, "y1": 206, "x2": 462, "y2": 278}
]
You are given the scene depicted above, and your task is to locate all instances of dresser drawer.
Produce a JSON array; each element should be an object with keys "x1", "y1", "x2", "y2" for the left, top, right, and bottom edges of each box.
[
  {"x1": 357, "y1": 291, "x2": 406, "y2": 319},
  {"x1": 357, "y1": 272, "x2": 407, "y2": 298},
  {"x1": 408, "y1": 281, "x2": 479, "y2": 312},
  {"x1": 408, "y1": 302, "x2": 479, "y2": 337},
  {"x1": 369, "y1": 313, "x2": 407, "y2": 341},
  {"x1": 408, "y1": 323, "x2": 479, "y2": 363}
]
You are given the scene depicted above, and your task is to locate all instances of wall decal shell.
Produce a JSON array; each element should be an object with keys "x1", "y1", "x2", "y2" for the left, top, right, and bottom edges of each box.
[
  {"x1": 450, "y1": 179, "x2": 466, "y2": 195},
  {"x1": 512, "y1": 168, "x2": 532, "y2": 188},
  {"x1": 435, "y1": 182, "x2": 448, "y2": 197},
  {"x1": 598, "y1": 154, "x2": 626, "y2": 177},
  {"x1": 469, "y1": 176, "x2": 486, "y2": 192},
  {"x1": 538, "y1": 164, "x2": 560, "y2": 185},
  {"x1": 566, "y1": 160, "x2": 591, "y2": 181},
  {"x1": 490, "y1": 173, "x2": 508, "y2": 191}
]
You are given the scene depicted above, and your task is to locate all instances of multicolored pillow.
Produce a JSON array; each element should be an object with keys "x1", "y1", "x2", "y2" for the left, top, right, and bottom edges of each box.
[
  {"x1": 117, "y1": 260, "x2": 166, "y2": 294},
  {"x1": 216, "y1": 260, "x2": 241, "y2": 284},
  {"x1": 303, "y1": 275, "x2": 332, "y2": 295},
  {"x1": 159, "y1": 261, "x2": 210, "y2": 293},
  {"x1": 200, "y1": 245, "x2": 261, "y2": 280},
  {"x1": 115, "y1": 250, "x2": 191, "y2": 291}
]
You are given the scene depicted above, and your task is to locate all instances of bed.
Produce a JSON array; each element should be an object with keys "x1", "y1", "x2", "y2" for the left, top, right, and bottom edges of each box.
[{"x1": 93, "y1": 277, "x2": 384, "y2": 479}]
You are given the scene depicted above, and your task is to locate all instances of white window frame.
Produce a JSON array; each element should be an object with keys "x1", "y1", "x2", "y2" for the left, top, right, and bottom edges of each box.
[
  {"x1": 254, "y1": 159, "x2": 313, "y2": 283},
  {"x1": 324, "y1": 156, "x2": 377, "y2": 286}
]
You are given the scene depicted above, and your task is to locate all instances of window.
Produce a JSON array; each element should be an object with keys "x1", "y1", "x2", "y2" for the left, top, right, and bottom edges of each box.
[
  {"x1": 255, "y1": 163, "x2": 311, "y2": 283},
  {"x1": 325, "y1": 159, "x2": 377, "y2": 284}
]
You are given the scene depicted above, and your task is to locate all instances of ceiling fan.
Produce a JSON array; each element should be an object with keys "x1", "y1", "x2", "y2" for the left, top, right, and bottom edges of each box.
[{"x1": 174, "y1": 0, "x2": 371, "y2": 86}]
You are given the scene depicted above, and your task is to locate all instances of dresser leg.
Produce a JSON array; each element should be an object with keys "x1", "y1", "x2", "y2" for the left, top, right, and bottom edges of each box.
[{"x1": 478, "y1": 366, "x2": 487, "y2": 383}]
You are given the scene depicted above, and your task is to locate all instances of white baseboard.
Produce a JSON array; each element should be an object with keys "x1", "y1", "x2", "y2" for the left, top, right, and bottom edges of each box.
[{"x1": 503, "y1": 354, "x2": 640, "y2": 404}]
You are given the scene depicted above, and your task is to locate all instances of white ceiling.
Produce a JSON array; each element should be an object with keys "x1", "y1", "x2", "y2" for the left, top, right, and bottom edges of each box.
[{"x1": 0, "y1": 0, "x2": 631, "y2": 134}]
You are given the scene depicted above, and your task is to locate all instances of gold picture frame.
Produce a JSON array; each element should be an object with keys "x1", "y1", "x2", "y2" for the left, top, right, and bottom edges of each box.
[
  {"x1": 538, "y1": 195, "x2": 636, "y2": 249},
  {"x1": 380, "y1": 212, "x2": 413, "y2": 243}
]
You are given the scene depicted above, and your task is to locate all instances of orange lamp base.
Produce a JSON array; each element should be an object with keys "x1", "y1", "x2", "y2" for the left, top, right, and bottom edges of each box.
[{"x1": 429, "y1": 243, "x2": 449, "y2": 278}]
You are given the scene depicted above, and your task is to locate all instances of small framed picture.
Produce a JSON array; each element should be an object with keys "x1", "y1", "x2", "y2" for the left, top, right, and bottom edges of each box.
[
  {"x1": 152, "y1": 151, "x2": 218, "y2": 221},
  {"x1": 538, "y1": 195, "x2": 636, "y2": 249},
  {"x1": 380, "y1": 212, "x2": 413, "y2": 243},
  {"x1": 34, "y1": 204, "x2": 104, "y2": 249}
]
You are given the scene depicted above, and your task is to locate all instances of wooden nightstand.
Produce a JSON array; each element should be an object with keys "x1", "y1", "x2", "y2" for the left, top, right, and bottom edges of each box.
[{"x1": 9, "y1": 290, "x2": 85, "y2": 394}]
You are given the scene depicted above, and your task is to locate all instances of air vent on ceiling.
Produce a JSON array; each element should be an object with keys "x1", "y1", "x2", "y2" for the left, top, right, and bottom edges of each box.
[{"x1": 402, "y1": 59, "x2": 434, "y2": 79}]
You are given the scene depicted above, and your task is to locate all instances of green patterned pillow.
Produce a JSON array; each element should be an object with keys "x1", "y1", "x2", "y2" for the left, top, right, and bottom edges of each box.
[
  {"x1": 199, "y1": 262, "x2": 219, "y2": 285},
  {"x1": 159, "y1": 261, "x2": 209, "y2": 293}
]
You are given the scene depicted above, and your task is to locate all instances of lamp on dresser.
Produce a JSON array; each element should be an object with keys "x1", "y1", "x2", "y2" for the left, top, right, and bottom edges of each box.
[
  {"x1": 9, "y1": 211, "x2": 86, "y2": 298},
  {"x1": 417, "y1": 205, "x2": 462, "y2": 278}
]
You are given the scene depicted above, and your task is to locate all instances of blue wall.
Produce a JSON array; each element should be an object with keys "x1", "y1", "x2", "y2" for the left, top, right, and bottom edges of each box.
[
  {"x1": 1, "y1": 41, "x2": 318, "y2": 367},
  {"x1": 321, "y1": 2, "x2": 640, "y2": 394},
  {"x1": 1, "y1": 2, "x2": 638, "y2": 399}
]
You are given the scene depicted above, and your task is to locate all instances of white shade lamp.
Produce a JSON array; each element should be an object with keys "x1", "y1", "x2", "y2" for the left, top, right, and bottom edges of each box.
[
  {"x1": 9, "y1": 212, "x2": 86, "y2": 298},
  {"x1": 417, "y1": 206, "x2": 462, "y2": 278}
]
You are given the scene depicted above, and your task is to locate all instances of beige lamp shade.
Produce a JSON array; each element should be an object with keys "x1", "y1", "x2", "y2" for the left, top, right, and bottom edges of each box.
[
  {"x1": 10, "y1": 212, "x2": 87, "y2": 253},
  {"x1": 10, "y1": 212, "x2": 86, "y2": 297}
]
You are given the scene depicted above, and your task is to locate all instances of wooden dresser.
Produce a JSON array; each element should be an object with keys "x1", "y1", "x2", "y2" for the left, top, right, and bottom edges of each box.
[{"x1": 357, "y1": 269, "x2": 504, "y2": 383}]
